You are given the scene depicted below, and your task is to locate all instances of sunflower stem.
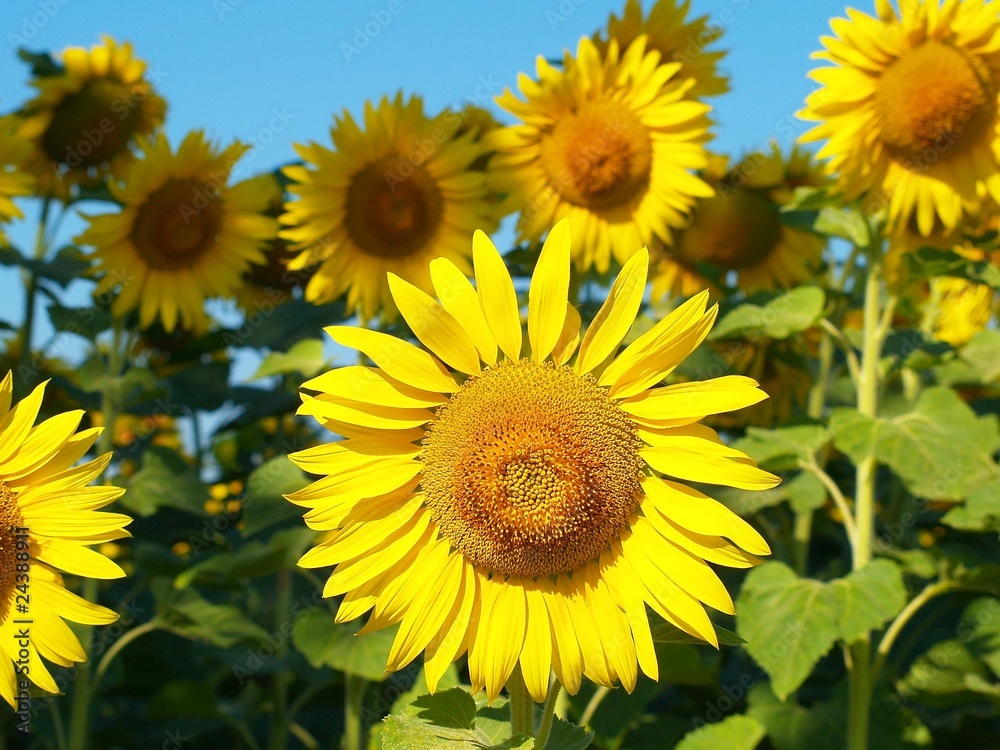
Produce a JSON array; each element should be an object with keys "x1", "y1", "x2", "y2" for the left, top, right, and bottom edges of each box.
[
  {"x1": 17, "y1": 196, "x2": 52, "y2": 395},
  {"x1": 269, "y1": 569, "x2": 293, "y2": 750},
  {"x1": 846, "y1": 238, "x2": 886, "y2": 750},
  {"x1": 507, "y1": 664, "x2": 536, "y2": 739},
  {"x1": 91, "y1": 621, "x2": 159, "y2": 691},
  {"x1": 578, "y1": 685, "x2": 610, "y2": 728},
  {"x1": 534, "y1": 679, "x2": 561, "y2": 749},
  {"x1": 342, "y1": 674, "x2": 368, "y2": 750}
]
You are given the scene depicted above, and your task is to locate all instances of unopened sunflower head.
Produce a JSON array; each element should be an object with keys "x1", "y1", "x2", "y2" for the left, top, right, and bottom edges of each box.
[
  {"x1": 75, "y1": 130, "x2": 280, "y2": 333},
  {"x1": 486, "y1": 35, "x2": 714, "y2": 275},
  {"x1": 653, "y1": 144, "x2": 827, "y2": 298},
  {"x1": 595, "y1": 0, "x2": 730, "y2": 98},
  {"x1": 17, "y1": 36, "x2": 166, "y2": 197},
  {"x1": 799, "y1": 0, "x2": 1000, "y2": 236},
  {"x1": 0, "y1": 372, "x2": 131, "y2": 707},
  {"x1": 287, "y1": 219, "x2": 778, "y2": 703},
  {"x1": 280, "y1": 93, "x2": 497, "y2": 322}
]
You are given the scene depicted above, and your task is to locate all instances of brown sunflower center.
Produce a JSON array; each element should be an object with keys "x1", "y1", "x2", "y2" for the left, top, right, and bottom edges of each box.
[
  {"x1": 42, "y1": 79, "x2": 144, "y2": 169},
  {"x1": 874, "y1": 40, "x2": 995, "y2": 163},
  {"x1": 421, "y1": 360, "x2": 643, "y2": 579},
  {"x1": 677, "y1": 188, "x2": 782, "y2": 270},
  {"x1": 0, "y1": 481, "x2": 26, "y2": 612},
  {"x1": 344, "y1": 158, "x2": 444, "y2": 258},
  {"x1": 128, "y1": 178, "x2": 224, "y2": 271},
  {"x1": 541, "y1": 101, "x2": 652, "y2": 210}
]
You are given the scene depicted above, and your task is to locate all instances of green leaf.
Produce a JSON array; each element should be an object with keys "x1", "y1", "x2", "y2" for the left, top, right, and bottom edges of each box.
[
  {"x1": 675, "y1": 715, "x2": 766, "y2": 750},
  {"x1": 539, "y1": 717, "x2": 593, "y2": 750},
  {"x1": 173, "y1": 528, "x2": 312, "y2": 589},
  {"x1": 241, "y1": 455, "x2": 309, "y2": 537},
  {"x1": 292, "y1": 607, "x2": 394, "y2": 681},
  {"x1": 734, "y1": 424, "x2": 831, "y2": 471},
  {"x1": 151, "y1": 580, "x2": 269, "y2": 648},
  {"x1": 905, "y1": 246, "x2": 1000, "y2": 289},
  {"x1": 710, "y1": 288, "x2": 826, "y2": 341},
  {"x1": 899, "y1": 639, "x2": 999, "y2": 708},
  {"x1": 380, "y1": 689, "x2": 543, "y2": 749},
  {"x1": 781, "y1": 186, "x2": 833, "y2": 212},
  {"x1": 943, "y1": 476, "x2": 1000, "y2": 531},
  {"x1": 813, "y1": 206, "x2": 870, "y2": 247},
  {"x1": 830, "y1": 387, "x2": 1000, "y2": 501},
  {"x1": 650, "y1": 617, "x2": 745, "y2": 647},
  {"x1": 882, "y1": 328, "x2": 952, "y2": 371},
  {"x1": 16, "y1": 48, "x2": 64, "y2": 77},
  {"x1": 746, "y1": 683, "x2": 846, "y2": 750},
  {"x1": 252, "y1": 338, "x2": 325, "y2": 380},
  {"x1": 119, "y1": 446, "x2": 208, "y2": 518},
  {"x1": 942, "y1": 329, "x2": 1000, "y2": 384},
  {"x1": 736, "y1": 560, "x2": 906, "y2": 698},
  {"x1": 714, "y1": 471, "x2": 825, "y2": 516},
  {"x1": 963, "y1": 597, "x2": 1000, "y2": 679}
]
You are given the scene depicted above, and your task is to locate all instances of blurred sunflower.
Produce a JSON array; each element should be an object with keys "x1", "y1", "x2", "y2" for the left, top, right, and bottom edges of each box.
[
  {"x1": 486, "y1": 36, "x2": 713, "y2": 274},
  {"x1": 0, "y1": 373, "x2": 131, "y2": 707},
  {"x1": 932, "y1": 274, "x2": 995, "y2": 345},
  {"x1": 288, "y1": 221, "x2": 777, "y2": 702},
  {"x1": 17, "y1": 36, "x2": 166, "y2": 196},
  {"x1": 799, "y1": 0, "x2": 1000, "y2": 236},
  {"x1": 76, "y1": 131, "x2": 278, "y2": 333},
  {"x1": 595, "y1": 0, "x2": 729, "y2": 98},
  {"x1": 652, "y1": 146, "x2": 826, "y2": 298},
  {"x1": 0, "y1": 119, "x2": 33, "y2": 243},
  {"x1": 281, "y1": 94, "x2": 496, "y2": 321}
]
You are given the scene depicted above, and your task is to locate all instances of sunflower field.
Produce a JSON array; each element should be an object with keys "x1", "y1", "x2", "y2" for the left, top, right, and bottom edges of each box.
[{"x1": 0, "y1": 1, "x2": 999, "y2": 748}]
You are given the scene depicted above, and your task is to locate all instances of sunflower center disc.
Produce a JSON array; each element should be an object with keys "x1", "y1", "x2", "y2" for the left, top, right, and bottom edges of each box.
[
  {"x1": 129, "y1": 178, "x2": 225, "y2": 271},
  {"x1": 542, "y1": 101, "x2": 652, "y2": 210},
  {"x1": 344, "y1": 158, "x2": 444, "y2": 258},
  {"x1": 421, "y1": 361, "x2": 643, "y2": 579},
  {"x1": 0, "y1": 481, "x2": 25, "y2": 613},
  {"x1": 874, "y1": 40, "x2": 994, "y2": 163},
  {"x1": 677, "y1": 188, "x2": 782, "y2": 270},
  {"x1": 42, "y1": 79, "x2": 143, "y2": 168}
]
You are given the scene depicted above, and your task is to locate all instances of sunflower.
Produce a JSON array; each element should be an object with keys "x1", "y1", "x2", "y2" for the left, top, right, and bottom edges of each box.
[
  {"x1": 486, "y1": 36, "x2": 713, "y2": 274},
  {"x1": 280, "y1": 94, "x2": 497, "y2": 322},
  {"x1": 75, "y1": 131, "x2": 278, "y2": 333},
  {"x1": 0, "y1": 372, "x2": 131, "y2": 707},
  {"x1": 595, "y1": 0, "x2": 729, "y2": 98},
  {"x1": 17, "y1": 36, "x2": 166, "y2": 196},
  {"x1": 799, "y1": 0, "x2": 1000, "y2": 236},
  {"x1": 652, "y1": 145, "x2": 827, "y2": 297},
  {"x1": 0, "y1": 119, "x2": 34, "y2": 243},
  {"x1": 932, "y1": 275, "x2": 995, "y2": 345},
  {"x1": 288, "y1": 220, "x2": 777, "y2": 702}
]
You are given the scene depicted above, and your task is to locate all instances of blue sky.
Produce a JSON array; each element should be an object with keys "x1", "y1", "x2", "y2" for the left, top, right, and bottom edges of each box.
[{"x1": 0, "y1": 0, "x2": 852, "y2": 346}]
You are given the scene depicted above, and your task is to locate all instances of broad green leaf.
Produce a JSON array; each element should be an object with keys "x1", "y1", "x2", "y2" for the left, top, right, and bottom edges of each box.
[
  {"x1": 963, "y1": 597, "x2": 1000, "y2": 679},
  {"x1": 899, "y1": 639, "x2": 998, "y2": 708},
  {"x1": 905, "y1": 247, "x2": 1000, "y2": 289},
  {"x1": 675, "y1": 715, "x2": 766, "y2": 750},
  {"x1": 540, "y1": 717, "x2": 594, "y2": 750},
  {"x1": 781, "y1": 185, "x2": 833, "y2": 212},
  {"x1": 710, "y1": 288, "x2": 826, "y2": 341},
  {"x1": 746, "y1": 683, "x2": 845, "y2": 750},
  {"x1": 292, "y1": 607, "x2": 394, "y2": 681},
  {"x1": 0, "y1": 244, "x2": 90, "y2": 288},
  {"x1": 813, "y1": 206, "x2": 870, "y2": 247},
  {"x1": 252, "y1": 337, "x2": 325, "y2": 380},
  {"x1": 381, "y1": 689, "x2": 539, "y2": 749},
  {"x1": 936, "y1": 329, "x2": 1000, "y2": 385},
  {"x1": 734, "y1": 424, "x2": 831, "y2": 471},
  {"x1": 882, "y1": 328, "x2": 952, "y2": 371},
  {"x1": 830, "y1": 387, "x2": 1000, "y2": 501},
  {"x1": 173, "y1": 528, "x2": 313, "y2": 588},
  {"x1": 943, "y1": 475, "x2": 1000, "y2": 531},
  {"x1": 241, "y1": 455, "x2": 310, "y2": 537},
  {"x1": 650, "y1": 617, "x2": 745, "y2": 647},
  {"x1": 736, "y1": 560, "x2": 906, "y2": 698},
  {"x1": 119, "y1": 446, "x2": 209, "y2": 518},
  {"x1": 714, "y1": 471, "x2": 825, "y2": 516},
  {"x1": 151, "y1": 580, "x2": 269, "y2": 648}
]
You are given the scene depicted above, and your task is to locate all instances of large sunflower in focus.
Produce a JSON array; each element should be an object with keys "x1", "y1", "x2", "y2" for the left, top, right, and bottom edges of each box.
[
  {"x1": 76, "y1": 131, "x2": 278, "y2": 333},
  {"x1": 799, "y1": 0, "x2": 1000, "y2": 236},
  {"x1": 18, "y1": 36, "x2": 166, "y2": 196},
  {"x1": 280, "y1": 94, "x2": 497, "y2": 321},
  {"x1": 595, "y1": 0, "x2": 729, "y2": 98},
  {"x1": 652, "y1": 146, "x2": 827, "y2": 298},
  {"x1": 288, "y1": 220, "x2": 777, "y2": 702},
  {"x1": 486, "y1": 36, "x2": 713, "y2": 274},
  {"x1": 0, "y1": 119, "x2": 33, "y2": 243},
  {"x1": 0, "y1": 373, "x2": 131, "y2": 706}
]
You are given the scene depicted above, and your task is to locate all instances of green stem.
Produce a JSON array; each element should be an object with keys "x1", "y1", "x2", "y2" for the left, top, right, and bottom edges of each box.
[
  {"x1": 846, "y1": 244, "x2": 886, "y2": 750},
  {"x1": 578, "y1": 685, "x2": 609, "y2": 728},
  {"x1": 269, "y1": 570, "x2": 293, "y2": 750},
  {"x1": 533, "y1": 680, "x2": 561, "y2": 750},
  {"x1": 17, "y1": 197, "x2": 52, "y2": 391},
  {"x1": 791, "y1": 509, "x2": 814, "y2": 577},
  {"x1": 92, "y1": 621, "x2": 159, "y2": 690},
  {"x1": 342, "y1": 674, "x2": 368, "y2": 750},
  {"x1": 872, "y1": 581, "x2": 961, "y2": 682},
  {"x1": 507, "y1": 664, "x2": 536, "y2": 738}
]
